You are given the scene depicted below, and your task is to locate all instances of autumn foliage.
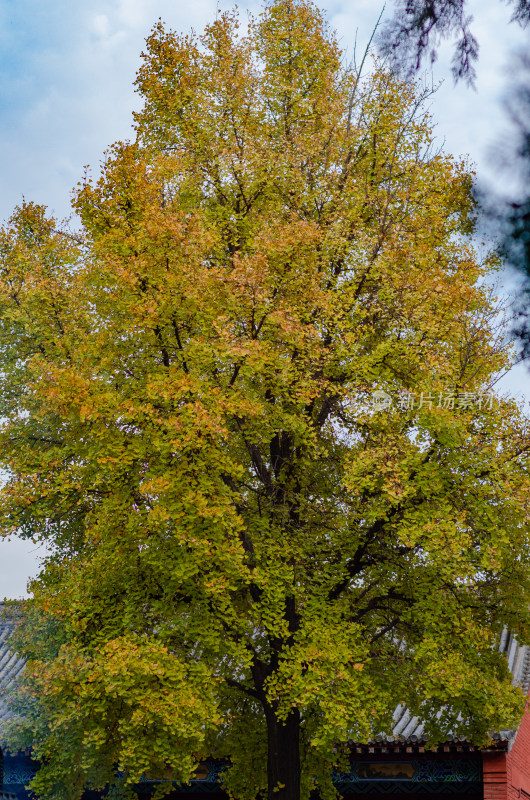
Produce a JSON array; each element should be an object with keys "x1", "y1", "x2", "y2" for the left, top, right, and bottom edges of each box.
[{"x1": 1, "y1": 2, "x2": 530, "y2": 800}]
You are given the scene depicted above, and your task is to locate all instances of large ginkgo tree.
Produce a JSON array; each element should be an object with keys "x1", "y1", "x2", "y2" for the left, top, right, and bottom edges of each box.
[{"x1": 1, "y1": 2, "x2": 530, "y2": 799}]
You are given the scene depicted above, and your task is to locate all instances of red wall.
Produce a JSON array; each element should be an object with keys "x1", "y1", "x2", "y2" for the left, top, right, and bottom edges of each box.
[
  {"x1": 483, "y1": 692, "x2": 530, "y2": 800},
  {"x1": 483, "y1": 751, "x2": 508, "y2": 800},
  {"x1": 506, "y1": 692, "x2": 530, "y2": 800}
]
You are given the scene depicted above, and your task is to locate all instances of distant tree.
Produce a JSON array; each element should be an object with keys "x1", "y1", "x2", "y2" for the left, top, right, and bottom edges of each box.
[
  {"x1": 1, "y1": 3, "x2": 530, "y2": 800},
  {"x1": 497, "y1": 51, "x2": 530, "y2": 351},
  {"x1": 380, "y1": 2, "x2": 530, "y2": 356},
  {"x1": 380, "y1": 0, "x2": 530, "y2": 83}
]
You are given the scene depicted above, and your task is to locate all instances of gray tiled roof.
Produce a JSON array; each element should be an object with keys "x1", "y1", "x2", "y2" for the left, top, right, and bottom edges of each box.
[
  {"x1": 0, "y1": 603, "x2": 25, "y2": 726},
  {"x1": 380, "y1": 631, "x2": 530, "y2": 747},
  {"x1": 501, "y1": 629, "x2": 530, "y2": 693},
  {"x1": 0, "y1": 603, "x2": 528, "y2": 747}
]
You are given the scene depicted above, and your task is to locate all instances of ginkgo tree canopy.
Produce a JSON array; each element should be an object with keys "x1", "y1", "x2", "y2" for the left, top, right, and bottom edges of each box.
[{"x1": 1, "y1": 2, "x2": 530, "y2": 800}]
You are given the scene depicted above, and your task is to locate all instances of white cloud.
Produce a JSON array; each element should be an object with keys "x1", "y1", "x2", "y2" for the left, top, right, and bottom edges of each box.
[
  {"x1": 115, "y1": 0, "x2": 151, "y2": 30},
  {"x1": 91, "y1": 13, "x2": 111, "y2": 39},
  {"x1": 0, "y1": 538, "x2": 47, "y2": 600}
]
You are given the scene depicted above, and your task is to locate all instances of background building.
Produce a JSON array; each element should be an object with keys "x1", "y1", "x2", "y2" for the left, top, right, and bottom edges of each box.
[{"x1": 1, "y1": 606, "x2": 529, "y2": 800}]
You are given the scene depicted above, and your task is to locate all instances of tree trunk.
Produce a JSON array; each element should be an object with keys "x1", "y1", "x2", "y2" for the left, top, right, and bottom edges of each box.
[{"x1": 265, "y1": 706, "x2": 301, "y2": 800}]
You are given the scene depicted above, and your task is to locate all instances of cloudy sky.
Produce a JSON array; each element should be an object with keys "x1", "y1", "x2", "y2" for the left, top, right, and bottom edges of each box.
[{"x1": 0, "y1": 0, "x2": 529, "y2": 598}]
